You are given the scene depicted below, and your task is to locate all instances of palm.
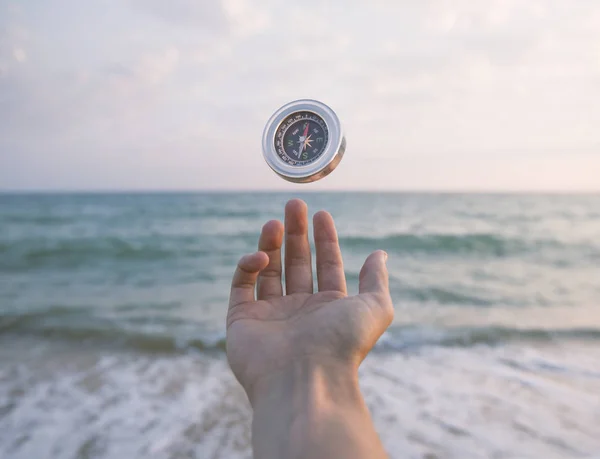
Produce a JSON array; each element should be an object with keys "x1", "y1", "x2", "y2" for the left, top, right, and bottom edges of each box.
[
  {"x1": 228, "y1": 293, "x2": 385, "y2": 385},
  {"x1": 226, "y1": 200, "x2": 392, "y2": 396}
]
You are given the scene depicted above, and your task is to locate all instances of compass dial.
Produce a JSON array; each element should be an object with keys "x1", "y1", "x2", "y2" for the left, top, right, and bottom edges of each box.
[
  {"x1": 274, "y1": 112, "x2": 329, "y2": 166},
  {"x1": 262, "y1": 99, "x2": 345, "y2": 183}
]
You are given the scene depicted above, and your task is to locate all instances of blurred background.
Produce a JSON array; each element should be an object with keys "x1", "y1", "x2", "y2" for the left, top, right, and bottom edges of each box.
[{"x1": 1, "y1": 1, "x2": 599, "y2": 458}]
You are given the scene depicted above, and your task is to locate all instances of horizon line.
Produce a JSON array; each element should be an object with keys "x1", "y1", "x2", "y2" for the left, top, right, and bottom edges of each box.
[{"x1": 1, "y1": 188, "x2": 599, "y2": 195}]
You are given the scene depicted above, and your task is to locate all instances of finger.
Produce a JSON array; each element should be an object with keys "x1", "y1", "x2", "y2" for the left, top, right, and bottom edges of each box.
[
  {"x1": 229, "y1": 251, "x2": 269, "y2": 310},
  {"x1": 313, "y1": 210, "x2": 347, "y2": 294},
  {"x1": 358, "y1": 250, "x2": 389, "y2": 296},
  {"x1": 257, "y1": 220, "x2": 284, "y2": 300},
  {"x1": 284, "y1": 199, "x2": 313, "y2": 294}
]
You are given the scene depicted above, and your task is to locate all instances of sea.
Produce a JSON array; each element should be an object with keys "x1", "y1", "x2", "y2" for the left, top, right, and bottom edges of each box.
[{"x1": 0, "y1": 192, "x2": 599, "y2": 459}]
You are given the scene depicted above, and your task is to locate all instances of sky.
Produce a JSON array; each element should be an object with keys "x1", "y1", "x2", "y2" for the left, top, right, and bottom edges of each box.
[{"x1": 0, "y1": 0, "x2": 599, "y2": 191}]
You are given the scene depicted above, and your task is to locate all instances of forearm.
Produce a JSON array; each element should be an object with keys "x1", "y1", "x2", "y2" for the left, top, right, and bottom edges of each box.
[{"x1": 249, "y1": 358, "x2": 388, "y2": 459}]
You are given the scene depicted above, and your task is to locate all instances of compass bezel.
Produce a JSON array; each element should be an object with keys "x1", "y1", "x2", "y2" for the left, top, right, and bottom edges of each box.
[{"x1": 262, "y1": 99, "x2": 345, "y2": 183}]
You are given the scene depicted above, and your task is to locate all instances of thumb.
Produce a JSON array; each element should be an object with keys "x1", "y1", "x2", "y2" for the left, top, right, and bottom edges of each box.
[{"x1": 358, "y1": 250, "x2": 389, "y2": 295}]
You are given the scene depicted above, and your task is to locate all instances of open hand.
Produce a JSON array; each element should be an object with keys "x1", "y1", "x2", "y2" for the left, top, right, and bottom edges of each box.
[{"x1": 226, "y1": 199, "x2": 394, "y2": 402}]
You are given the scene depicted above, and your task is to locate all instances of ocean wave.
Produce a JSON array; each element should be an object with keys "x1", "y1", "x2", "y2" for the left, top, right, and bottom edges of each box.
[
  {"x1": 199, "y1": 208, "x2": 263, "y2": 219},
  {"x1": 400, "y1": 286, "x2": 494, "y2": 306},
  {"x1": 2, "y1": 309, "x2": 599, "y2": 355},
  {"x1": 2, "y1": 214, "x2": 75, "y2": 225},
  {"x1": 0, "y1": 233, "x2": 258, "y2": 271},
  {"x1": 339, "y1": 233, "x2": 561, "y2": 257},
  {"x1": 0, "y1": 308, "x2": 226, "y2": 353},
  {"x1": 343, "y1": 275, "x2": 496, "y2": 306},
  {"x1": 378, "y1": 325, "x2": 600, "y2": 350},
  {"x1": 0, "y1": 239, "x2": 182, "y2": 271}
]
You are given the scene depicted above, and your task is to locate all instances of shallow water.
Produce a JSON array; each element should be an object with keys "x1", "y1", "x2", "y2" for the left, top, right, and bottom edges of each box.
[{"x1": 1, "y1": 192, "x2": 599, "y2": 458}]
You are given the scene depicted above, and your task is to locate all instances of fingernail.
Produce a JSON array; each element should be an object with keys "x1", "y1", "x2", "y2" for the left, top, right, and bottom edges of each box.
[{"x1": 383, "y1": 251, "x2": 388, "y2": 262}]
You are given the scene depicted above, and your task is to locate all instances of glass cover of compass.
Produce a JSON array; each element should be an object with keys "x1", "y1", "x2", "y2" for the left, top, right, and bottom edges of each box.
[{"x1": 262, "y1": 99, "x2": 346, "y2": 183}]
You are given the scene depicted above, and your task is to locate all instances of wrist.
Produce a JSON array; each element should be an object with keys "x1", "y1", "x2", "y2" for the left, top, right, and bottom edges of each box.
[
  {"x1": 249, "y1": 357, "x2": 388, "y2": 458},
  {"x1": 248, "y1": 356, "x2": 360, "y2": 409}
]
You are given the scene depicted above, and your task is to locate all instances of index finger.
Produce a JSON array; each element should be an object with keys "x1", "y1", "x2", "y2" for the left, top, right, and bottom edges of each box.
[{"x1": 229, "y1": 251, "x2": 269, "y2": 310}]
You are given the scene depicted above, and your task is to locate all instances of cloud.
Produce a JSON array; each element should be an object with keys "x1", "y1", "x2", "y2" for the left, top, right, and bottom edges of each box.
[
  {"x1": 105, "y1": 47, "x2": 179, "y2": 89},
  {"x1": 0, "y1": 45, "x2": 182, "y2": 158},
  {"x1": 131, "y1": 0, "x2": 228, "y2": 30},
  {"x1": 1, "y1": 0, "x2": 600, "y2": 190},
  {"x1": 131, "y1": 0, "x2": 270, "y2": 38},
  {"x1": 0, "y1": 10, "x2": 29, "y2": 76},
  {"x1": 12, "y1": 47, "x2": 26, "y2": 62}
]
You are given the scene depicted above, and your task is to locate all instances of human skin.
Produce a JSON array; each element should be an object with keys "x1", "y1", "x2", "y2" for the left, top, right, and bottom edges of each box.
[{"x1": 227, "y1": 198, "x2": 393, "y2": 459}]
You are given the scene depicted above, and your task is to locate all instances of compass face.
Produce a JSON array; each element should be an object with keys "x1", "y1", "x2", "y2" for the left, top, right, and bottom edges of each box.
[
  {"x1": 274, "y1": 111, "x2": 329, "y2": 166},
  {"x1": 262, "y1": 99, "x2": 345, "y2": 183}
]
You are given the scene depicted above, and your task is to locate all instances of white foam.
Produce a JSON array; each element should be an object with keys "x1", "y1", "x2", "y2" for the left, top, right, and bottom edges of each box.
[{"x1": 1, "y1": 337, "x2": 599, "y2": 459}]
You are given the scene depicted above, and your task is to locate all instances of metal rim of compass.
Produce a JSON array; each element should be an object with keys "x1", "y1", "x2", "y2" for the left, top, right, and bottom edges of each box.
[{"x1": 262, "y1": 99, "x2": 346, "y2": 183}]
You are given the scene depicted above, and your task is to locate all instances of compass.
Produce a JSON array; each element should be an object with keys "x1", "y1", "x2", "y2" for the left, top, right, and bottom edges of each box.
[{"x1": 262, "y1": 99, "x2": 346, "y2": 183}]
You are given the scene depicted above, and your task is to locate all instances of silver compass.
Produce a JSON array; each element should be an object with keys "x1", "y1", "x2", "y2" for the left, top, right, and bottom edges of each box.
[{"x1": 262, "y1": 99, "x2": 346, "y2": 183}]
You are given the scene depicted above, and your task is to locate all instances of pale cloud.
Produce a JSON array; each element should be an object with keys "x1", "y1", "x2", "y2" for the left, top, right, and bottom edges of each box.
[
  {"x1": 131, "y1": 0, "x2": 228, "y2": 30},
  {"x1": 0, "y1": 0, "x2": 599, "y2": 191},
  {"x1": 221, "y1": 0, "x2": 271, "y2": 38},
  {"x1": 0, "y1": 12, "x2": 28, "y2": 75},
  {"x1": 12, "y1": 47, "x2": 26, "y2": 62},
  {"x1": 107, "y1": 47, "x2": 180, "y2": 88},
  {"x1": 131, "y1": 0, "x2": 270, "y2": 38}
]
